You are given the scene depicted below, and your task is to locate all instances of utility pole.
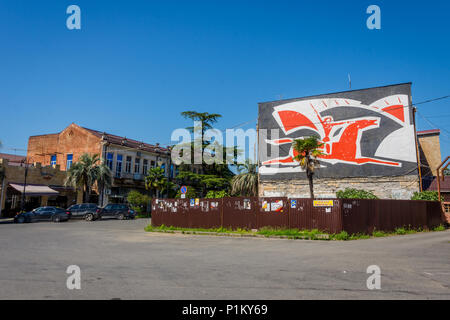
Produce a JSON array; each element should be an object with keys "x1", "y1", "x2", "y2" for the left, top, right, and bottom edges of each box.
[{"x1": 20, "y1": 157, "x2": 33, "y2": 212}]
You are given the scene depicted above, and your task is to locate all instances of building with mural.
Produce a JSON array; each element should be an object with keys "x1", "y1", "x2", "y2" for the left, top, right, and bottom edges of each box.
[
  {"x1": 258, "y1": 83, "x2": 421, "y2": 199},
  {"x1": 26, "y1": 123, "x2": 173, "y2": 205}
]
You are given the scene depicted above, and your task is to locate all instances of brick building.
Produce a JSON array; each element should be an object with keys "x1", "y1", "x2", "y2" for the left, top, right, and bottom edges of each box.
[
  {"x1": 0, "y1": 156, "x2": 77, "y2": 217},
  {"x1": 27, "y1": 123, "x2": 173, "y2": 205}
]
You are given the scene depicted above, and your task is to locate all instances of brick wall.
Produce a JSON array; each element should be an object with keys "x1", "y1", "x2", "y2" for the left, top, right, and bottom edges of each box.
[{"x1": 27, "y1": 123, "x2": 102, "y2": 170}]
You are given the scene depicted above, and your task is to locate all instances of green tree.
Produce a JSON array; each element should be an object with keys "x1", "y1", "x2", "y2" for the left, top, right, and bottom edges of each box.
[
  {"x1": 175, "y1": 110, "x2": 236, "y2": 197},
  {"x1": 145, "y1": 167, "x2": 168, "y2": 198},
  {"x1": 292, "y1": 136, "x2": 324, "y2": 199},
  {"x1": 127, "y1": 190, "x2": 151, "y2": 213},
  {"x1": 64, "y1": 153, "x2": 112, "y2": 203},
  {"x1": 444, "y1": 168, "x2": 450, "y2": 176},
  {"x1": 231, "y1": 160, "x2": 258, "y2": 196},
  {"x1": 205, "y1": 190, "x2": 230, "y2": 198},
  {"x1": 181, "y1": 111, "x2": 222, "y2": 141},
  {"x1": 336, "y1": 188, "x2": 378, "y2": 199}
]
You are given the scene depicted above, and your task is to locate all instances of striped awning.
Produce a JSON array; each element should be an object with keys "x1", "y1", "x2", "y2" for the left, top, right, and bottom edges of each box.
[{"x1": 9, "y1": 183, "x2": 59, "y2": 196}]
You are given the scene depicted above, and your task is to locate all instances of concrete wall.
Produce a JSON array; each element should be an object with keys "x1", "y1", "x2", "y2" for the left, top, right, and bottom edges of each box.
[{"x1": 259, "y1": 175, "x2": 419, "y2": 200}]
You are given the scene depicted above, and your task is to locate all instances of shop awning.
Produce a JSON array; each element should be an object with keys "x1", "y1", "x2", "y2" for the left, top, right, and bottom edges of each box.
[{"x1": 9, "y1": 183, "x2": 59, "y2": 196}]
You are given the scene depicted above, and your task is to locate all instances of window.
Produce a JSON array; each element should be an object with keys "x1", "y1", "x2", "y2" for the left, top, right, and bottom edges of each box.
[
  {"x1": 66, "y1": 154, "x2": 73, "y2": 170},
  {"x1": 134, "y1": 158, "x2": 140, "y2": 174},
  {"x1": 125, "y1": 156, "x2": 132, "y2": 173},
  {"x1": 161, "y1": 163, "x2": 166, "y2": 175},
  {"x1": 143, "y1": 159, "x2": 148, "y2": 175},
  {"x1": 151, "y1": 160, "x2": 155, "y2": 168},
  {"x1": 106, "y1": 153, "x2": 114, "y2": 170},
  {"x1": 50, "y1": 155, "x2": 57, "y2": 166},
  {"x1": 116, "y1": 154, "x2": 123, "y2": 177}
]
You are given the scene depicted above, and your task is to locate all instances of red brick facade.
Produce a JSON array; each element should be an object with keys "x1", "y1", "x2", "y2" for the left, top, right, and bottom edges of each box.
[{"x1": 27, "y1": 123, "x2": 103, "y2": 170}]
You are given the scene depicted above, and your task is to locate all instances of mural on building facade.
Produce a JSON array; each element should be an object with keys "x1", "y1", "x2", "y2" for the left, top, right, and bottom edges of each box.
[{"x1": 258, "y1": 83, "x2": 418, "y2": 179}]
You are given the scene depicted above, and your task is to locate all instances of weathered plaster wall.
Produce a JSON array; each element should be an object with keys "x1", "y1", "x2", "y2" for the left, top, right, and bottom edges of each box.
[{"x1": 259, "y1": 175, "x2": 419, "y2": 200}]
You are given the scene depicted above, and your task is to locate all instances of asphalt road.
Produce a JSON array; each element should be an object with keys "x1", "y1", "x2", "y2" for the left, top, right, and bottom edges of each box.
[{"x1": 0, "y1": 218, "x2": 449, "y2": 299}]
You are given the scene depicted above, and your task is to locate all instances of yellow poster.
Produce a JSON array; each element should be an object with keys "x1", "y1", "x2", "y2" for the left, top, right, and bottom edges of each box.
[{"x1": 313, "y1": 200, "x2": 333, "y2": 207}]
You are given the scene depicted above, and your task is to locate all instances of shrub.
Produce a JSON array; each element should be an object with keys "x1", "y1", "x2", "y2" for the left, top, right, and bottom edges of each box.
[
  {"x1": 411, "y1": 191, "x2": 442, "y2": 201},
  {"x1": 333, "y1": 231, "x2": 349, "y2": 240},
  {"x1": 433, "y1": 224, "x2": 446, "y2": 231},
  {"x1": 336, "y1": 188, "x2": 378, "y2": 199},
  {"x1": 205, "y1": 190, "x2": 230, "y2": 198}
]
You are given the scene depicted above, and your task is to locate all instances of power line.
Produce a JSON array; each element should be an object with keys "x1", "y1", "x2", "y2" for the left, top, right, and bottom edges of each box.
[{"x1": 416, "y1": 111, "x2": 450, "y2": 138}]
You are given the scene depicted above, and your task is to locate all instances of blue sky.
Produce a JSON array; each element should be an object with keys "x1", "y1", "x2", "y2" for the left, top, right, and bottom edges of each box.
[{"x1": 0, "y1": 0, "x2": 449, "y2": 158}]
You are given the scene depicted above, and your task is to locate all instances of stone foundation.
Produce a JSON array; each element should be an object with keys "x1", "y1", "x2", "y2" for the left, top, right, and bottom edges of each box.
[{"x1": 259, "y1": 175, "x2": 420, "y2": 200}]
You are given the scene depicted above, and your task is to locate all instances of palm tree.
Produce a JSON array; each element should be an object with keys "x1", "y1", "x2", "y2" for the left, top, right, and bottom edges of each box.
[
  {"x1": 292, "y1": 136, "x2": 324, "y2": 199},
  {"x1": 93, "y1": 160, "x2": 112, "y2": 206},
  {"x1": 145, "y1": 166, "x2": 168, "y2": 198},
  {"x1": 231, "y1": 159, "x2": 258, "y2": 196},
  {"x1": 64, "y1": 153, "x2": 112, "y2": 203}
]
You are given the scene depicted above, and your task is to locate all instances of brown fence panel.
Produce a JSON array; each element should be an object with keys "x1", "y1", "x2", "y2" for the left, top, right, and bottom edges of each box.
[
  {"x1": 151, "y1": 199, "x2": 190, "y2": 228},
  {"x1": 289, "y1": 199, "x2": 342, "y2": 233},
  {"x1": 222, "y1": 197, "x2": 257, "y2": 230},
  {"x1": 257, "y1": 197, "x2": 289, "y2": 229},
  {"x1": 186, "y1": 198, "x2": 222, "y2": 229},
  {"x1": 152, "y1": 197, "x2": 444, "y2": 234},
  {"x1": 342, "y1": 199, "x2": 442, "y2": 234},
  {"x1": 426, "y1": 200, "x2": 445, "y2": 228}
]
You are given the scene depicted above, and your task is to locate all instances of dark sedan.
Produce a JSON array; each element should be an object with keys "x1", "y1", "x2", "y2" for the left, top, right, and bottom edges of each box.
[
  {"x1": 66, "y1": 203, "x2": 100, "y2": 221},
  {"x1": 14, "y1": 206, "x2": 71, "y2": 223},
  {"x1": 97, "y1": 204, "x2": 135, "y2": 220}
]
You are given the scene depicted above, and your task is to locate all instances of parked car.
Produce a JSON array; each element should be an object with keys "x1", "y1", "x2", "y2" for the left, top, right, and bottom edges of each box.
[
  {"x1": 14, "y1": 206, "x2": 71, "y2": 223},
  {"x1": 97, "y1": 204, "x2": 135, "y2": 220},
  {"x1": 67, "y1": 203, "x2": 100, "y2": 221}
]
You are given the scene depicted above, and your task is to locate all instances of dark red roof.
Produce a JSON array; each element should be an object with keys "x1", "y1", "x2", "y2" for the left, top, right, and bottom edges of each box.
[
  {"x1": 417, "y1": 129, "x2": 440, "y2": 135},
  {"x1": 0, "y1": 153, "x2": 26, "y2": 163},
  {"x1": 424, "y1": 176, "x2": 450, "y2": 192},
  {"x1": 83, "y1": 127, "x2": 170, "y2": 154}
]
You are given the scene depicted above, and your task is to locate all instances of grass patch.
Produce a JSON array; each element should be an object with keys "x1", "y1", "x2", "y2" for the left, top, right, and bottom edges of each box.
[
  {"x1": 144, "y1": 224, "x2": 252, "y2": 234},
  {"x1": 433, "y1": 224, "x2": 446, "y2": 232},
  {"x1": 256, "y1": 227, "x2": 327, "y2": 240},
  {"x1": 145, "y1": 224, "x2": 448, "y2": 240}
]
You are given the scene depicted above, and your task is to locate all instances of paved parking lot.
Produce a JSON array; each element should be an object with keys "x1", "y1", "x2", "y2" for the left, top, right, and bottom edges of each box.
[{"x1": 0, "y1": 218, "x2": 449, "y2": 299}]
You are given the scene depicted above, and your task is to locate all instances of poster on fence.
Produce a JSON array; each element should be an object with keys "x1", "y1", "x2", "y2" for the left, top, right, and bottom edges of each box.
[{"x1": 271, "y1": 200, "x2": 284, "y2": 212}]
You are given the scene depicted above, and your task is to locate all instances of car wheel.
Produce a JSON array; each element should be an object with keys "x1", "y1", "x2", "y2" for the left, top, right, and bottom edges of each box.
[
  {"x1": 117, "y1": 214, "x2": 124, "y2": 220},
  {"x1": 16, "y1": 216, "x2": 25, "y2": 223},
  {"x1": 53, "y1": 216, "x2": 61, "y2": 223},
  {"x1": 85, "y1": 213, "x2": 94, "y2": 221}
]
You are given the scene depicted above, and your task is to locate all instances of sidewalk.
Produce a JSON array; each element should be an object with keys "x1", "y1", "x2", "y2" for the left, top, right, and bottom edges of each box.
[{"x1": 0, "y1": 217, "x2": 14, "y2": 224}]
